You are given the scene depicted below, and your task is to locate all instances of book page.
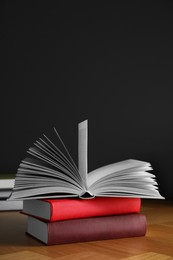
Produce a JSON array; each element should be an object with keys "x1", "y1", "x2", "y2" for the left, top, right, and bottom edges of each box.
[
  {"x1": 87, "y1": 159, "x2": 151, "y2": 186},
  {"x1": 78, "y1": 120, "x2": 88, "y2": 190},
  {"x1": 87, "y1": 159, "x2": 164, "y2": 199}
]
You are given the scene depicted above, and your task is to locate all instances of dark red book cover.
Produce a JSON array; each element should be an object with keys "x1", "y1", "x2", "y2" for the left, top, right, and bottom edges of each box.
[
  {"x1": 27, "y1": 213, "x2": 147, "y2": 245},
  {"x1": 23, "y1": 197, "x2": 141, "y2": 221}
]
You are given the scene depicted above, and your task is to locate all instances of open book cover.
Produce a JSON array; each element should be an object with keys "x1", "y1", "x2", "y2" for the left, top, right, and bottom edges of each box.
[{"x1": 9, "y1": 120, "x2": 164, "y2": 200}]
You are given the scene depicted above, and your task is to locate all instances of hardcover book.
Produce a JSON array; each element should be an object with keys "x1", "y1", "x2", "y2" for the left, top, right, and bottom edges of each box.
[
  {"x1": 22, "y1": 197, "x2": 141, "y2": 221},
  {"x1": 0, "y1": 200, "x2": 23, "y2": 211},
  {"x1": 0, "y1": 178, "x2": 14, "y2": 190},
  {"x1": 0, "y1": 175, "x2": 23, "y2": 210},
  {"x1": 9, "y1": 120, "x2": 163, "y2": 200},
  {"x1": 26, "y1": 213, "x2": 147, "y2": 245}
]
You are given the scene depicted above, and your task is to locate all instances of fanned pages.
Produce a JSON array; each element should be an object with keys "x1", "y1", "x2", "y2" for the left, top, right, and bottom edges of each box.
[{"x1": 9, "y1": 120, "x2": 164, "y2": 200}]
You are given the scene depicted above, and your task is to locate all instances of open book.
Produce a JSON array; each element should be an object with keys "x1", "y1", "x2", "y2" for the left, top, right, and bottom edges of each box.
[{"x1": 9, "y1": 120, "x2": 163, "y2": 200}]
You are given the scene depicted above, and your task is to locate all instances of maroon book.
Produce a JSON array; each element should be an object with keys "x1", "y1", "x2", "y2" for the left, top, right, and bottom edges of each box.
[{"x1": 26, "y1": 213, "x2": 147, "y2": 245}]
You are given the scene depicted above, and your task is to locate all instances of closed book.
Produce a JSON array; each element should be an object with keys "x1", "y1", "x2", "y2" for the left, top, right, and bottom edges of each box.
[
  {"x1": 0, "y1": 179, "x2": 14, "y2": 189},
  {"x1": 0, "y1": 189, "x2": 12, "y2": 199},
  {"x1": 27, "y1": 213, "x2": 147, "y2": 245},
  {"x1": 23, "y1": 197, "x2": 141, "y2": 222},
  {"x1": 0, "y1": 176, "x2": 15, "y2": 200},
  {"x1": 0, "y1": 199, "x2": 23, "y2": 211}
]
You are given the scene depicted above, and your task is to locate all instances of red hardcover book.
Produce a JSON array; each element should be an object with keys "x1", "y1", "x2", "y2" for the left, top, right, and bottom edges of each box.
[
  {"x1": 27, "y1": 213, "x2": 146, "y2": 245},
  {"x1": 23, "y1": 197, "x2": 141, "y2": 222}
]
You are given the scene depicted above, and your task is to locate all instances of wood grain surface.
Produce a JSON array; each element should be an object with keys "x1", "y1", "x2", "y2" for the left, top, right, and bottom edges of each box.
[{"x1": 0, "y1": 199, "x2": 173, "y2": 259}]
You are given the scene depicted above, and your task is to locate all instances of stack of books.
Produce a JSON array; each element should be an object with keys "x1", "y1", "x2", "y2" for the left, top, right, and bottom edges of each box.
[
  {"x1": 23, "y1": 197, "x2": 146, "y2": 245},
  {"x1": 0, "y1": 177, "x2": 14, "y2": 199},
  {"x1": 9, "y1": 120, "x2": 163, "y2": 245},
  {"x1": 0, "y1": 176, "x2": 23, "y2": 211}
]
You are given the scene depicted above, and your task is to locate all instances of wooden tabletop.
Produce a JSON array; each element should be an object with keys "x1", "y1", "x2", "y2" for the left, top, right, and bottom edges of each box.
[{"x1": 0, "y1": 199, "x2": 173, "y2": 260}]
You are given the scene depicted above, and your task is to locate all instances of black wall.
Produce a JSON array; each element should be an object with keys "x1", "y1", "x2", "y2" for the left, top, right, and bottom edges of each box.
[{"x1": 1, "y1": 1, "x2": 173, "y2": 199}]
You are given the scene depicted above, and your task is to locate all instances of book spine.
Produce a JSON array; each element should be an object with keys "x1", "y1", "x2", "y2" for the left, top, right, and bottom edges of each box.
[
  {"x1": 48, "y1": 214, "x2": 146, "y2": 245},
  {"x1": 49, "y1": 197, "x2": 141, "y2": 221}
]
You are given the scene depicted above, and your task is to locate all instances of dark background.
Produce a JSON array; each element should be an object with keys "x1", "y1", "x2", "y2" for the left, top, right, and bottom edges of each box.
[{"x1": 1, "y1": 1, "x2": 173, "y2": 199}]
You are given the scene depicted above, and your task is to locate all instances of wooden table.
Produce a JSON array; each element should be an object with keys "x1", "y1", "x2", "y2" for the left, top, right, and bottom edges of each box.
[{"x1": 0, "y1": 199, "x2": 173, "y2": 259}]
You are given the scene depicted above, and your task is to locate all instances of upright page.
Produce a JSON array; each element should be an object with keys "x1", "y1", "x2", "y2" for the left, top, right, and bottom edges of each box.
[{"x1": 78, "y1": 120, "x2": 88, "y2": 191}]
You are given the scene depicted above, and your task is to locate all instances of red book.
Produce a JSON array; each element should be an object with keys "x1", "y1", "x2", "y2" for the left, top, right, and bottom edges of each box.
[
  {"x1": 27, "y1": 213, "x2": 146, "y2": 245},
  {"x1": 23, "y1": 197, "x2": 141, "y2": 222}
]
